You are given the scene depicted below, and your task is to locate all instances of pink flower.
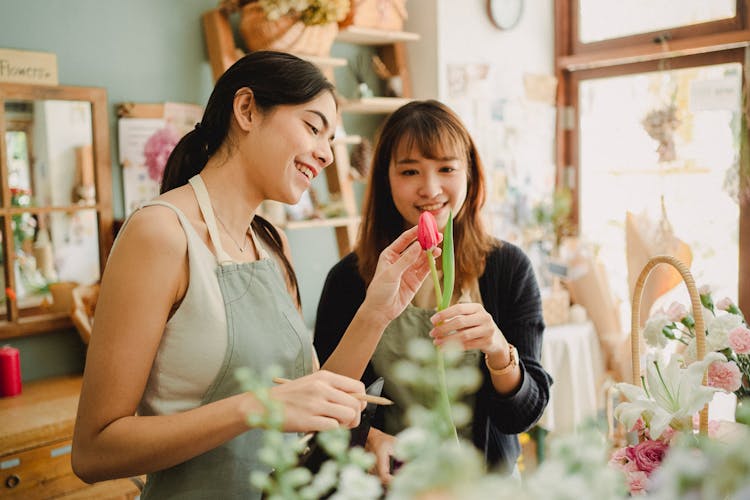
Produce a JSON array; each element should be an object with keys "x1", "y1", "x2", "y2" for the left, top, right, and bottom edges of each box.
[
  {"x1": 630, "y1": 418, "x2": 645, "y2": 433},
  {"x1": 627, "y1": 439, "x2": 668, "y2": 475},
  {"x1": 417, "y1": 211, "x2": 442, "y2": 250},
  {"x1": 691, "y1": 415, "x2": 723, "y2": 437},
  {"x1": 660, "y1": 427, "x2": 676, "y2": 443},
  {"x1": 665, "y1": 301, "x2": 688, "y2": 322},
  {"x1": 609, "y1": 447, "x2": 632, "y2": 471},
  {"x1": 143, "y1": 126, "x2": 180, "y2": 183},
  {"x1": 707, "y1": 360, "x2": 742, "y2": 393},
  {"x1": 716, "y1": 297, "x2": 734, "y2": 312},
  {"x1": 626, "y1": 470, "x2": 649, "y2": 495},
  {"x1": 728, "y1": 326, "x2": 750, "y2": 354}
]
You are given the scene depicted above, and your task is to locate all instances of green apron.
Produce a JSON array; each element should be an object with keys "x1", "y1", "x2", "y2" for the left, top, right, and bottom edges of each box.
[
  {"x1": 370, "y1": 304, "x2": 480, "y2": 438},
  {"x1": 141, "y1": 175, "x2": 312, "y2": 499}
]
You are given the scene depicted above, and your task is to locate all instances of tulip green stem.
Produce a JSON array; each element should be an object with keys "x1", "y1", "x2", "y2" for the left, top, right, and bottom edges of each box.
[
  {"x1": 427, "y1": 249, "x2": 442, "y2": 308},
  {"x1": 426, "y1": 248, "x2": 459, "y2": 444}
]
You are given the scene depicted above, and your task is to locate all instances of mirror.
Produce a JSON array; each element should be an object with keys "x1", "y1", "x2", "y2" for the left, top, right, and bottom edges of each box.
[{"x1": 0, "y1": 83, "x2": 113, "y2": 338}]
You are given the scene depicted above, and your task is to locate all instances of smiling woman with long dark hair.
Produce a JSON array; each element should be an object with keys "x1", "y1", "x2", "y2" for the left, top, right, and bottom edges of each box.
[{"x1": 72, "y1": 52, "x2": 437, "y2": 499}]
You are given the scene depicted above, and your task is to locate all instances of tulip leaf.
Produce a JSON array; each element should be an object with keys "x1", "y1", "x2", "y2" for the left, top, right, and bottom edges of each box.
[{"x1": 440, "y1": 211, "x2": 455, "y2": 310}]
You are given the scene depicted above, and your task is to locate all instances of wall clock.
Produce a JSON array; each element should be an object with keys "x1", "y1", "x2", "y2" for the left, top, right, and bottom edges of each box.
[{"x1": 487, "y1": 0, "x2": 524, "y2": 30}]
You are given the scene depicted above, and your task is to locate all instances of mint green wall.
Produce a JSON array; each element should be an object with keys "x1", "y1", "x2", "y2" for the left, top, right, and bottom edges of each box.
[{"x1": 1, "y1": 0, "x2": 381, "y2": 382}]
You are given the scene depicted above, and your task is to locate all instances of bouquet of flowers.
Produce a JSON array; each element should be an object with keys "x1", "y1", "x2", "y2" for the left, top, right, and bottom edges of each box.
[
  {"x1": 221, "y1": 0, "x2": 350, "y2": 26},
  {"x1": 610, "y1": 352, "x2": 726, "y2": 495},
  {"x1": 642, "y1": 286, "x2": 749, "y2": 399}
]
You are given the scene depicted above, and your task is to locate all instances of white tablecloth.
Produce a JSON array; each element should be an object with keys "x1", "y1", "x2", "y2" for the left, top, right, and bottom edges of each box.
[{"x1": 538, "y1": 321, "x2": 605, "y2": 434}]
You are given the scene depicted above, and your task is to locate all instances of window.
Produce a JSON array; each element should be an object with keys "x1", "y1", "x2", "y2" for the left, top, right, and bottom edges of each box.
[{"x1": 555, "y1": 0, "x2": 750, "y2": 314}]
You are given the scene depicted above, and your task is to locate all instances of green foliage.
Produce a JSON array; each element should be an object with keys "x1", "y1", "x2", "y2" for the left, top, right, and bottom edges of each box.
[{"x1": 235, "y1": 367, "x2": 381, "y2": 500}]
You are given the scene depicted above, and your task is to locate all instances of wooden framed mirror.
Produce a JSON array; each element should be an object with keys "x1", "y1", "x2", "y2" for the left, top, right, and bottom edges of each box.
[{"x1": 0, "y1": 83, "x2": 112, "y2": 339}]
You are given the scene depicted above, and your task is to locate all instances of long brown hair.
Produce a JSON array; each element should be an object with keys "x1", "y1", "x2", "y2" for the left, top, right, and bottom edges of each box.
[
  {"x1": 356, "y1": 100, "x2": 494, "y2": 291},
  {"x1": 160, "y1": 51, "x2": 335, "y2": 306}
]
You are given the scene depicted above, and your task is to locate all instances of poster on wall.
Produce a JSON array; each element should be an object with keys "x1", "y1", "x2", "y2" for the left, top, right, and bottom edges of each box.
[
  {"x1": 445, "y1": 64, "x2": 557, "y2": 249},
  {"x1": 118, "y1": 102, "x2": 203, "y2": 216}
]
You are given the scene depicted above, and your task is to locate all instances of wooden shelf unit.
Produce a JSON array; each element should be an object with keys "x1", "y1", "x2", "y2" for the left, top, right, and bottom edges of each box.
[
  {"x1": 201, "y1": 8, "x2": 418, "y2": 257},
  {"x1": 340, "y1": 96, "x2": 412, "y2": 114},
  {"x1": 335, "y1": 26, "x2": 420, "y2": 45}
]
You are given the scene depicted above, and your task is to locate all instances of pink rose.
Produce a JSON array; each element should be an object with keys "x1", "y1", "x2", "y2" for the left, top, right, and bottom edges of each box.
[
  {"x1": 627, "y1": 439, "x2": 668, "y2": 475},
  {"x1": 626, "y1": 470, "x2": 649, "y2": 495},
  {"x1": 665, "y1": 302, "x2": 688, "y2": 322},
  {"x1": 707, "y1": 360, "x2": 742, "y2": 393},
  {"x1": 728, "y1": 326, "x2": 750, "y2": 354},
  {"x1": 691, "y1": 415, "x2": 723, "y2": 437}
]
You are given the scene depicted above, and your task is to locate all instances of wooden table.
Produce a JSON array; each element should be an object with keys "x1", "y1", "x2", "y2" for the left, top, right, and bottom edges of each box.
[{"x1": 0, "y1": 375, "x2": 142, "y2": 499}]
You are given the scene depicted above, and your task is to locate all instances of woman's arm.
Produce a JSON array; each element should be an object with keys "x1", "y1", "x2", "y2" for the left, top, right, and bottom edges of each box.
[
  {"x1": 479, "y1": 244, "x2": 552, "y2": 434},
  {"x1": 313, "y1": 254, "x2": 375, "y2": 382},
  {"x1": 72, "y1": 208, "x2": 365, "y2": 483},
  {"x1": 320, "y1": 226, "x2": 435, "y2": 379}
]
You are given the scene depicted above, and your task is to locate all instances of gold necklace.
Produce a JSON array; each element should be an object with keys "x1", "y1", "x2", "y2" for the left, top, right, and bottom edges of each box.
[{"x1": 215, "y1": 213, "x2": 251, "y2": 253}]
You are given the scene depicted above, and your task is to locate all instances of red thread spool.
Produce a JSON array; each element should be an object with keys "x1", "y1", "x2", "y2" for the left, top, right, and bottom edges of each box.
[{"x1": 0, "y1": 345, "x2": 22, "y2": 397}]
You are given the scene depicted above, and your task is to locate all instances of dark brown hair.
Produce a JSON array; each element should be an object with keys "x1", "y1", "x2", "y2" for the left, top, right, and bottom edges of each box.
[
  {"x1": 356, "y1": 100, "x2": 495, "y2": 292},
  {"x1": 160, "y1": 51, "x2": 336, "y2": 306}
]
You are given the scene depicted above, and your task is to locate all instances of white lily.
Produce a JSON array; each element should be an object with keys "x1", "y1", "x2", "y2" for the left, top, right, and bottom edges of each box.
[{"x1": 614, "y1": 352, "x2": 726, "y2": 439}]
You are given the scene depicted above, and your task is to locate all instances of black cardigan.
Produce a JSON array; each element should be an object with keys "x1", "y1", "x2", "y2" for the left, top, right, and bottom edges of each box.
[{"x1": 313, "y1": 241, "x2": 552, "y2": 472}]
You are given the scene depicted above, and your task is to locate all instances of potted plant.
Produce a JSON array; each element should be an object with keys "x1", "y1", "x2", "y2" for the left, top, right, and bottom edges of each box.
[{"x1": 220, "y1": 0, "x2": 350, "y2": 57}]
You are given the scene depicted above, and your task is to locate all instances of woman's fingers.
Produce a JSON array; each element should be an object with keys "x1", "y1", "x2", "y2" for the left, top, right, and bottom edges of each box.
[
  {"x1": 431, "y1": 303, "x2": 481, "y2": 325},
  {"x1": 272, "y1": 371, "x2": 366, "y2": 431},
  {"x1": 384, "y1": 225, "x2": 420, "y2": 257},
  {"x1": 318, "y1": 369, "x2": 367, "y2": 396}
]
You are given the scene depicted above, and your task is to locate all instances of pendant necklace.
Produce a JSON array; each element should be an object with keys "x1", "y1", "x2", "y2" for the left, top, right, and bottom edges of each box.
[{"x1": 216, "y1": 213, "x2": 251, "y2": 253}]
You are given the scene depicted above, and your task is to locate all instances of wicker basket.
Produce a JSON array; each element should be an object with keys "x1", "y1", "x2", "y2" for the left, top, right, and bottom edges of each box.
[
  {"x1": 239, "y1": 4, "x2": 339, "y2": 57},
  {"x1": 339, "y1": 0, "x2": 407, "y2": 31},
  {"x1": 630, "y1": 255, "x2": 708, "y2": 435}
]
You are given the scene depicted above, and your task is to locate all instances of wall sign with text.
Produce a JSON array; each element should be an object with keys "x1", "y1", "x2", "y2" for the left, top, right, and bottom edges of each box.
[{"x1": 0, "y1": 48, "x2": 58, "y2": 86}]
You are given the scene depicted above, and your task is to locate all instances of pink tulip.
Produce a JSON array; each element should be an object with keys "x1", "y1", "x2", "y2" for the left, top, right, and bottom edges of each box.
[
  {"x1": 707, "y1": 360, "x2": 742, "y2": 393},
  {"x1": 728, "y1": 326, "x2": 750, "y2": 354},
  {"x1": 417, "y1": 211, "x2": 442, "y2": 250}
]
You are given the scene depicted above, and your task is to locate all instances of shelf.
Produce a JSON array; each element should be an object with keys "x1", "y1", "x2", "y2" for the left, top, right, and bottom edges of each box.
[
  {"x1": 333, "y1": 134, "x2": 362, "y2": 145},
  {"x1": 336, "y1": 26, "x2": 420, "y2": 45},
  {"x1": 341, "y1": 97, "x2": 412, "y2": 114},
  {"x1": 295, "y1": 53, "x2": 348, "y2": 68},
  {"x1": 281, "y1": 216, "x2": 361, "y2": 230}
]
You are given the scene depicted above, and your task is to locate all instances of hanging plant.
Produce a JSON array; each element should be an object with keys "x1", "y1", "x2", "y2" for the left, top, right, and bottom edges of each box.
[{"x1": 642, "y1": 103, "x2": 681, "y2": 163}]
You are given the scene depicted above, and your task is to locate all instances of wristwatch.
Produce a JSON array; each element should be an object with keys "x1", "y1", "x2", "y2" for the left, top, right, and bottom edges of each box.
[{"x1": 484, "y1": 344, "x2": 518, "y2": 376}]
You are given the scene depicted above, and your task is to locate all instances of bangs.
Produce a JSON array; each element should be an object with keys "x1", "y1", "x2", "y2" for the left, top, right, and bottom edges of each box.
[{"x1": 392, "y1": 120, "x2": 468, "y2": 163}]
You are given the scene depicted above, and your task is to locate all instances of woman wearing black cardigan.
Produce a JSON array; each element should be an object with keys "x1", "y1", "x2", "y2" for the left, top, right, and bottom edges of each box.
[{"x1": 314, "y1": 100, "x2": 552, "y2": 481}]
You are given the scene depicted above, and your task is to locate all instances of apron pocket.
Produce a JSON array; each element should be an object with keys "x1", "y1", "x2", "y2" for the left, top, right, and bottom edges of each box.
[{"x1": 283, "y1": 309, "x2": 311, "y2": 376}]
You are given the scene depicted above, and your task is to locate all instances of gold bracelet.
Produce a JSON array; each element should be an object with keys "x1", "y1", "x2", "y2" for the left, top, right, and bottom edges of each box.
[{"x1": 484, "y1": 344, "x2": 518, "y2": 376}]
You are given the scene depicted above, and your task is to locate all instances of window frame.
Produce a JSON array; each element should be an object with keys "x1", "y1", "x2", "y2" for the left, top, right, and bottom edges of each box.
[{"x1": 554, "y1": 0, "x2": 750, "y2": 314}]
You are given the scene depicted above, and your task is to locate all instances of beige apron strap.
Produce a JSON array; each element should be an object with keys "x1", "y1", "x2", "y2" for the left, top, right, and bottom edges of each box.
[
  {"x1": 248, "y1": 224, "x2": 270, "y2": 260},
  {"x1": 188, "y1": 175, "x2": 233, "y2": 264}
]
